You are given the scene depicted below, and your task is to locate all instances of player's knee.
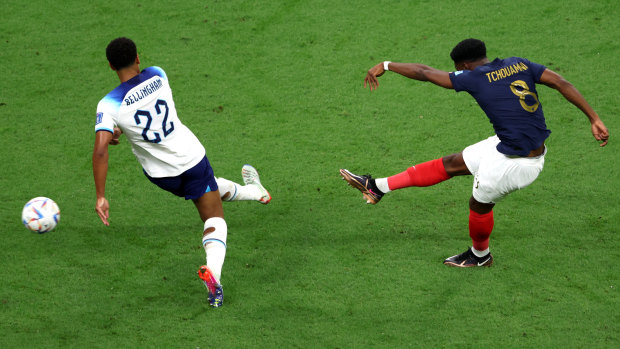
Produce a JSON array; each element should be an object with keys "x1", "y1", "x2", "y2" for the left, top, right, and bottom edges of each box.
[
  {"x1": 469, "y1": 196, "x2": 494, "y2": 214},
  {"x1": 443, "y1": 153, "x2": 470, "y2": 176},
  {"x1": 203, "y1": 217, "x2": 227, "y2": 243},
  {"x1": 216, "y1": 178, "x2": 237, "y2": 202}
]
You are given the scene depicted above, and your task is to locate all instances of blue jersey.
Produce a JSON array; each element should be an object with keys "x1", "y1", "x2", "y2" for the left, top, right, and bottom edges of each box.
[{"x1": 449, "y1": 57, "x2": 551, "y2": 156}]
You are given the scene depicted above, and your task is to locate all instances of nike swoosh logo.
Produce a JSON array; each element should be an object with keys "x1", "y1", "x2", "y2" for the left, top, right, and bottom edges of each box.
[{"x1": 477, "y1": 258, "x2": 491, "y2": 266}]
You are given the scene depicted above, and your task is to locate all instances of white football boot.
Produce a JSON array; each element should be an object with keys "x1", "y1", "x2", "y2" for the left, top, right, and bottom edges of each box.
[{"x1": 241, "y1": 164, "x2": 272, "y2": 204}]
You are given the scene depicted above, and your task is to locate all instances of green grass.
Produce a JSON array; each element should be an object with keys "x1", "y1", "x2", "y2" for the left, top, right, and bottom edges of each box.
[{"x1": 1, "y1": 0, "x2": 618, "y2": 347}]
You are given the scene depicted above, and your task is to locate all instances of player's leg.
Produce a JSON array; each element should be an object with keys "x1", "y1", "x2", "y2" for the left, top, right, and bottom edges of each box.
[
  {"x1": 339, "y1": 153, "x2": 468, "y2": 204},
  {"x1": 444, "y1": 196, "x2": 496, "y2": 267},
  {"x1": 469, "y1": 197, "x2": 495, "y2": 256},
  {"x1": 216, "y1": 165, "x2": 271, "y2": 204},
  {"x1": 444, "y1": 137, "x2": 545, "y2": 267},
  {"x1": 193, "y1": 190, "x2": 226, "y2": 307},
  {"x1": 145, "y1": 157, "x2": 229, "y2": 306},
  {"x1": 468, "y1": 196, "x2": 495, "y2": 255},
  {"x1": 193, "y1": 191, "x2": 226, "y2": 278},
  {"x1": 177, "y1": 156, "x2": 227, "y2": 307},
  {"x1": 193, "y1": 189, "x2": 224, "y2": 221},
  {"x1": 216, "y1": 177, "x2": 245, "y2": 201},
  {"x1": 443, "y1": 137, "x2": 498, "y2": 267},
  {"x1": 379, "y1": 153, "x2": 469, "y2": 191}
]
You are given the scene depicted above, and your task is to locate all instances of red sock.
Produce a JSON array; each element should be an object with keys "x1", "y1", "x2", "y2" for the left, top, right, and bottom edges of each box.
[
  {"x1": 387, "y1": 158, "x2": 451, "y2": 190},
  {"x1": 469, "y1": 210, "x2": 494, "y2": 251}
]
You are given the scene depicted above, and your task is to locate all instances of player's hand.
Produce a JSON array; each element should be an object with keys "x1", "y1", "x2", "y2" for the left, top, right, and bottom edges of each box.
[
  {"x1": 364, "y1": 62, "x2": 386, "y2": 91},
  {"x1": 591, "y1": 118, "x2": 609, "y2": 147},
  {"x1": 109, "y1": 127, "x2": 122, "y2": 145},
  {"x1": 95, "y1": 197, "x2": 110, "y2": 226}
]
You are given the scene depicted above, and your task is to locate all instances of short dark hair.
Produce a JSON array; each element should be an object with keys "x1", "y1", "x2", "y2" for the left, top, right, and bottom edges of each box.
[
  {"x1": 450, "y1": 38, "x2": 487, "y2": 63},
  {"x1": 106, "y1": 37, "x2": 137, "y2": 70}
]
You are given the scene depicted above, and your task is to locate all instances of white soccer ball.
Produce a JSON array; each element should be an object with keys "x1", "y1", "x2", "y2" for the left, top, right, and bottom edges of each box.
[{"x1": 22, "y1": 197, "x2": 60, "y2": 233}]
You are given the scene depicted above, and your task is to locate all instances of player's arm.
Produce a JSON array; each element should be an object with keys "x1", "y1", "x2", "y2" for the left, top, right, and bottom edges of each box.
[
  {"x1": 93, "y1": 130, "x2": 114, "y2": 225},
  {"x1": 539, "y1": 69, "x2": 609, "y2": 146},
  {"x1": 364, "y1": 62, "x2": 453, "y2": 90}
]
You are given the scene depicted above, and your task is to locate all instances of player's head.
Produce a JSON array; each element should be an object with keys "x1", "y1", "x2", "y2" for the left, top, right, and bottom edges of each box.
[
  {"x1": 450, "y1": 38, "x2": 487, "y2": 70},
  {"x1": 106, "y1": 37, "x2": 138, "y2": 70}
]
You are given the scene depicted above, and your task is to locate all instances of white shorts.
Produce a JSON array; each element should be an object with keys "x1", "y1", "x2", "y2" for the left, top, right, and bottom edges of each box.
[{"x1": 462, "y1": 135, "x2": 546, "y2": 204}]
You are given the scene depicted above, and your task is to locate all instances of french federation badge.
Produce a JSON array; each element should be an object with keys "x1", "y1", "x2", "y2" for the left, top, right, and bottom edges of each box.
[{"x1": 96, "y1": 112, "x2": 103, "y2": 125}]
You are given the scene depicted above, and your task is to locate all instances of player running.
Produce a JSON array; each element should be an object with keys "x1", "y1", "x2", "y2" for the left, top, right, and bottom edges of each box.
[
  {"x1": 93, "y1": 37, "x2": 271, "y2": 307},
  {"x1": 341, "y1": 38, "x2": 608, "y2": 267}
]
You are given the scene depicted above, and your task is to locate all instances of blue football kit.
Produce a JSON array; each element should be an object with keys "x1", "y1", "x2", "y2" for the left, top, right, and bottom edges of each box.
[{"x1": 449, "y1": 57, "x2": 551, "y2": 156}]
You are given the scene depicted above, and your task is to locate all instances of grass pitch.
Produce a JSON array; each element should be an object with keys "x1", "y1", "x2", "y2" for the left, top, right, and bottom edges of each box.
[{"x1": 1, "y1": 0, "x2": 618, "y2": 347}]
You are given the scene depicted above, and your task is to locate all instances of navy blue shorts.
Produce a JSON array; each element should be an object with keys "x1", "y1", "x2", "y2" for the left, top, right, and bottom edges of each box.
[{"x1": 144, "y1": 156, "x2": 218, "y2": 200}]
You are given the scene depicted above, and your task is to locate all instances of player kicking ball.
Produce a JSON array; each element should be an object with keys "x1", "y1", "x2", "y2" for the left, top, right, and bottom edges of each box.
[
  {"x1": 341, "y1": 38, "x2": 608, "y2": 267},
  {"x1": 93, "y1": 37, "x2": 270, "y2": 307}
]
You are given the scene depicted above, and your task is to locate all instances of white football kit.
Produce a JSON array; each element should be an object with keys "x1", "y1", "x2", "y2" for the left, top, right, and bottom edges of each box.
[{"x1": 95, "y1": 66, "x2": 205, "y2": 178}]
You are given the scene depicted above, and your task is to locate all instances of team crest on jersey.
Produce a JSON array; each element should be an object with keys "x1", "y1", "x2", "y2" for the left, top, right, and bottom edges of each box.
[{"x1": 96, "y1": 112, "x2": 103, "y2": 125}]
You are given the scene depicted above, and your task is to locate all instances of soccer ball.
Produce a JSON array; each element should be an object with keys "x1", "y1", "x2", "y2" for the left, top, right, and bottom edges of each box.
[{"x1": 22, "y1": 197, "x2": 60, "y2": 233}]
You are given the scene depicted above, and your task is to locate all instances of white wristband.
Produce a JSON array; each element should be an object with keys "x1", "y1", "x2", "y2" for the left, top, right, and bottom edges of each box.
[{"x1": 383, "y1": 61, "x2": 391, "y2": 71}]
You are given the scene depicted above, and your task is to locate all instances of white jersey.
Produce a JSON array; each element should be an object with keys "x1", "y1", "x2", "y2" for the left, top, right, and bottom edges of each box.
[{"x1": 95, "y1": 66, "x2": 205, "y2": 178}]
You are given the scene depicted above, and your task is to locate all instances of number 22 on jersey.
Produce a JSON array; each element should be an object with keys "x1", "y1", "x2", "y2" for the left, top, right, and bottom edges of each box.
[{"x1": 133, "y1": 99, "x2": 175, "y2": 143}]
